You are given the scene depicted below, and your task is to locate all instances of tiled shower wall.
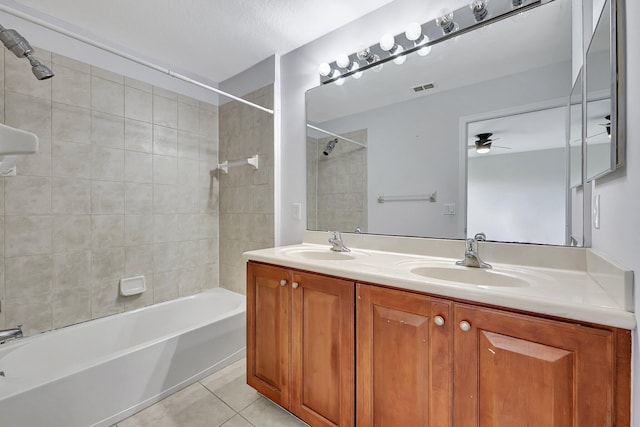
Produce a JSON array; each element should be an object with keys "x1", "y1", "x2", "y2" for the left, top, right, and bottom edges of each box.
[
  {"x1": 218, "y1": 86, "x2": 274, "y2": 294},
  {"x1": 307, "y1": 129, "x2": 367, "y2": 233},
  {"x1": 0, "y1": 47, "x2": 220, "y2": 334}
]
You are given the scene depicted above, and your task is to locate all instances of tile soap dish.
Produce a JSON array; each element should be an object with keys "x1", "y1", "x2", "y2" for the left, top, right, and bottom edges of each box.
[{"x1": 120, "y1": 276, "x2": 146, "y2": 296}]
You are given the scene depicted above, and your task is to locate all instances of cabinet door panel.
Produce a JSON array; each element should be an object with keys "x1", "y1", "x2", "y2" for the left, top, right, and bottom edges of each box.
[
  {"x1": 357, "y1": 284, "x2": 453, "y2": 427},
  {"x1": 246, "y1": 263, "x2": 290, "y2": 406},
  {"x1": 454, "y1": 303, "x2": 614, "y2": 427},
  {"x1": 291, "y1": 272, "x2": 354, "y2": 427}
]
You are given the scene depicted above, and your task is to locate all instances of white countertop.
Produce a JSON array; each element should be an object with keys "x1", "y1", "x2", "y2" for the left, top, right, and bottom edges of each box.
[{"x1": 244, "y1": 237, "x2": 636, "y2": 330}]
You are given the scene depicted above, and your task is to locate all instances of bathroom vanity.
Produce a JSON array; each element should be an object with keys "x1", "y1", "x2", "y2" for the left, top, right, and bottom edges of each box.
[{"x1": 244, "y1": 233, "x2": 633, "y2": 426}]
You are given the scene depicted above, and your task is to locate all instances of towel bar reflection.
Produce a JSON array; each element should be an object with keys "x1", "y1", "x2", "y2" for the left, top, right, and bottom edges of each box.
[
  {"x1": 216, "y1": 154, "x2": 259, "y2": 174},
  {"x1": 377, "y1": 192, "x2": 437, "y2": 203}
]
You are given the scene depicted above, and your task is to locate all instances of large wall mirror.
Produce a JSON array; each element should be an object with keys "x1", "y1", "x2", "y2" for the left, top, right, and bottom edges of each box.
[{"x1": 306, "y1": 0, "x2": 624, "y2": 246}]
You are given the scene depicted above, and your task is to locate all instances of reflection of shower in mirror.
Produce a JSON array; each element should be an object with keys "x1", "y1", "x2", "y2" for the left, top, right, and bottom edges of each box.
[{"x1": 323, "y1": 138, "x2": 338, "y2": 156}]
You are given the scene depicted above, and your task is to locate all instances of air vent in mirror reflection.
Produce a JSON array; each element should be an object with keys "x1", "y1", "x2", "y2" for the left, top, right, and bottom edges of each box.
[{"x1": 412, "y1": 82, "x2": 436, "y2": 93}]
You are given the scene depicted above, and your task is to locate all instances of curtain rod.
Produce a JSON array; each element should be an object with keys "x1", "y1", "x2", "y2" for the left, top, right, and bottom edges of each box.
[{"x1": 0, "y1": 4, "x2": 274, "y2": 115}]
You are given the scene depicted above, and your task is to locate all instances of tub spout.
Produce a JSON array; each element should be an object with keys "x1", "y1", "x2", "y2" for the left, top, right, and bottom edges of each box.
[{"x1": 0, "y1": 325, "x2": 23, "y2": 344}]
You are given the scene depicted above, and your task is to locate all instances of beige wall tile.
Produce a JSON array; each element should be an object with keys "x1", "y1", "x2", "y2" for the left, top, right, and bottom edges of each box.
[
  {"x1": 125, "y1": 86, "x2": 153, "y2": 122},
  {"x1": 5, "y1": 254, "x2": 53, "y2": 300},
  {"x1": 125, "y1": 151, "x2": 153, "y2": 183},
  {"x1": 18, "y1": 137, "x2": 52, "y2": 177},
  {"x1": 178, "y1": 131, "x2": 200, "y2": 159},
  {"x1": 125, "y1": 119, "x2": 153, "y2": 153},
  {"x1": 153, "y1": 154, "x2": 177, "y2": 184},
  {"x1": 5, "y1": 91, "x2": 52, "y2": 139},
  {"x1": 5, "y1": 215, "x2": 52, "y2": 257},
  {"x1": 125, "y1": 77, "x2": 152, "y2": 93},
  {"x1": 153, "y1": 242, "x2": 178, "y2": 273},
  {"x1": 52, "y1": 65, "x2": 91, "y2": 108},
  {"x1": 6, "y1": 299, "x2": 52, "y2": 335},
  {"x1": 52, "y1": 178, "x2": 91, "y2": 214},
  {"x1": 92, "y1": 111, "x2": 124, "y2": 148},
  {"x1": 92, "y1": 181, "x2": 124, "y2": 213},
  {"x1": 52, "y1": 53, "x2": 91, "y2": 73},
  {"x1": 153, "y1": 125, "x2": 178, "y2": 156},
  {"x1": 52, "y1": 140, "x2": 92, "y2": 179},
  {"x1": 92, "y1": 147, "x2": 124, "y2": 181},
  {"x1": 91, "y1": 66, "x2": 124, "y2": 84},
  {"x1": 53, "y1": 214, "x2": 92, "y2": 253},
  {"x1": 178, "y1": 214, "x2": 200, "y2": 241},
  {"x1": 178, "y1": 102, "x2": 199, "y2": 133},
  {"x1": 52, "y1": 102, "x2": 91, "y2": 143},
  {"x1": 153, "y1": 94, "x2": 178, "y2": 128},
  {"x1": 125, "y1": 182, "x2": 153, "y2": 213},
  {"x1": 5, "y1": 175, "x2": 51, "y2": 214},
  {"x1": 125, "y1": 244, "x2": 154, "y2": 273},
  {"x1": 154, "y1": 213, "x2": 178, "y2": 242},
  {"x1": 53, "y1": 287, "x2": 91, "y2": 328},
  {"x1": 92, "y1": 214, "x2": 125, "y2": 249},
  {"x1": 153, "y1": 86, "x2": 177, "y2": 100},
  {"x1": 53, "y1": 251, "x2": 92, "y2": 290},
  {"x1": 91, "y1": 279, "x2": 124, "y2": 318},
  {"x1": 125, "y1": 214, "x2": 154, "y2": 246},
  {"x1": 178, "y1": 240, "x2": 200, "y2": 269},
  {"x1": 153, "y1": 270, "x2": 179, "y2": 303},
  {"x1": 178, "y1": 185, "x2": 200, "y2": 214},
  {"x1": 91, "y1": 76, "x2": 124, "y2": 116},
  {"x1": 92, "y1": 247, "x2": 124, "y2": 282},
  {"x1": 178, "y1": 268, "x2": 200, "y2": 296}
]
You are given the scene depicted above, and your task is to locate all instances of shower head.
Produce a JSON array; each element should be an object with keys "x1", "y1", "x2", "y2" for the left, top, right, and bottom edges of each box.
[
  {"x1": 0, "y1": 24, "x2": 54, "y2": 80},
  {"x1": 323, "y1": 138, "x2": 338, "y2": 156}
]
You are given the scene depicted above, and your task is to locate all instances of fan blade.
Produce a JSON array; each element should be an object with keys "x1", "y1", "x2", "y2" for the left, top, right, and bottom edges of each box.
[{"x1": 493, "y1": 145, "x2": 511, "y2": 149}]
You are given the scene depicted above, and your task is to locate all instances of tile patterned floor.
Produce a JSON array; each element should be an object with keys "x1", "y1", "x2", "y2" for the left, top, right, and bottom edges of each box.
[{"x1": 115, "y1": 358, "x2": 309, "y2": 427}]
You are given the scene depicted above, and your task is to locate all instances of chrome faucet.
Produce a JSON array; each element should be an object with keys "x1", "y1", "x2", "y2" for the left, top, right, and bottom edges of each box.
[
  {"x1": 456, "y1": 234, "x2": 491, "y2": 269},
  {"x1": 0, "y1": 325, "x2": 23, "y2": 344},
  {"x1": 328, "y1": 231, "x2": 350, "y2": 252}
]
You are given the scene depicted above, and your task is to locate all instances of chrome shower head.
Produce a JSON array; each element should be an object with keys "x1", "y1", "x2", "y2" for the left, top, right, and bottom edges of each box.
[
  {"x1": 323, "y1": 138, "x2": 338, "y2": 156},
  {"x1": 0, "y1": 24, "x2": 54, "y2": 80},
  {"x1": 26, "y1": 53, "x2": 54, "y2": 80}
]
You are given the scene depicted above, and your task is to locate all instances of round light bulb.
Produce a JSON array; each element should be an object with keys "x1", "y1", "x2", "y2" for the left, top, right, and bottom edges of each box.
[
  {"x1": 418, "y1": 44, "x2": 432, "y2": 56},
  {"x1": 379, "y1": 34, "x2": 396, "y2": 52},
  {"x1": 476, "y1": 146, "x2": 490, "y2": 154},
  {"x1": 336, "y1": 53, "x2": 350, "y2": 69},
  {"x1": 319, "y1": 62, "x2": 332, "y2": 77},
  {"x1": 335, "y1": 77, "x2": 345, "y2": 86},
  {"x1": 392, "y1": 45, "x2": 406, "y2": 65},
  {"x1": 356, "y1": 47, "x2": 371, "y2": 61},
  {"x1": 353, "y1": 71, "x2": 363, "y2": 79},
  {"x1": 405, "y1": 22, "x2": 422, "y2": 41}
]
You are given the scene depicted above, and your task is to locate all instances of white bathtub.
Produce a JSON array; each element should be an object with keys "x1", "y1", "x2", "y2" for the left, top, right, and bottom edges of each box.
[{"x1": 0, "y1": 288, "x2": 246, "y2": 427}]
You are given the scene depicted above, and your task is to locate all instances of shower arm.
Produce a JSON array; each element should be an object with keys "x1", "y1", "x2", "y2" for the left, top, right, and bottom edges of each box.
[{"x1": 0, "y1": 4, "x2": 273, "y2": 115}]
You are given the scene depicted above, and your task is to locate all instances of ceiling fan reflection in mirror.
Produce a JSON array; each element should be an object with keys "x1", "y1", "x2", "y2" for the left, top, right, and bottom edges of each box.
[{"x1": 470, "y1": 132, "x2": 512, "y2": 153}]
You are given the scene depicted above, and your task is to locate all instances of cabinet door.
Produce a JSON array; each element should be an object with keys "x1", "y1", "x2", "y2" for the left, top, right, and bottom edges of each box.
[
  {"x1": 356, "y1": 284, "x2": 453, "y2": 427},
  {"x1": 290, "y1": 271, "x2": 355, "y2": 427},
  {"x1": 454, "y1": 303, "x2": 615, "y2": 426},
  {"x1": 246, "y1": 262, "x2": 291, "y2": 407}
]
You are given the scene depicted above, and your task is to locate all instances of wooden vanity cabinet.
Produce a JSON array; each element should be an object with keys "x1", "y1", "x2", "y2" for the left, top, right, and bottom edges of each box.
[
  {"x1": 453, "y1": 303, "x2": 629, "y2": 426},
  {"x1": 356, "y1": 284, "x2": 454, "y2": 427},
  {"x1": 246, "y1": 262, "x2": 355, "y2": 427}
]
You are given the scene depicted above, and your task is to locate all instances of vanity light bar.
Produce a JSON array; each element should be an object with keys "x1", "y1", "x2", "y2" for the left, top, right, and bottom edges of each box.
[{"x1": 319, "y1": 0, "x2": 542, "y2": 85}]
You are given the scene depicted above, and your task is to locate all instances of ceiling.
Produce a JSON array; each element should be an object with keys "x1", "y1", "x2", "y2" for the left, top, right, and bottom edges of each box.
[{"x1": 7, "y1": 0, "x2": 401, "y2": 83}]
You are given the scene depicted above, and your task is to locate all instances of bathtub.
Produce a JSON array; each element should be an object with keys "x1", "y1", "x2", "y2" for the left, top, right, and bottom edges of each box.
[{"x1": 0, "y1": 288, "x2": 246, "y2": 427}]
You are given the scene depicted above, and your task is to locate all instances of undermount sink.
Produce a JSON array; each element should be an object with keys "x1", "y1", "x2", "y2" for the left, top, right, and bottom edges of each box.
[
  {"x1": 283, "y1": 248, "x2": 367, "y2": 261},
  {"x1": 410, "y1": 265, "x2": 530, "y2": 288}
]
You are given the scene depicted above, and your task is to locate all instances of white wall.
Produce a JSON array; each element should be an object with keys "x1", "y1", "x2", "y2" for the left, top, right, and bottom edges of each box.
[
  {"x1": 590, "y1": 1, "x2": 640, "y2": 422},
  {"x1": 468, "y1": 148, "x2": 567, "y2": 245},
  {"x1": 219, "y1": 56, "x2": 276, "y2": 102}
]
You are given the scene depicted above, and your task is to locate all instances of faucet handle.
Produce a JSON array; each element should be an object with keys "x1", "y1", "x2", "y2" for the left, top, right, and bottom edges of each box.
[{"x1": 474, "y1": 232, "x2": 487, "y2": 241}]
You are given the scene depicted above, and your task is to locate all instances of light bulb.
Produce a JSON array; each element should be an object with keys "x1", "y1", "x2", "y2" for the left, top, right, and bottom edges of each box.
[
  {"x1": 335, "y1": 77, "x2": 345, "y2": 86},
  {"x1": 353, "y1": 71, "x2": 363, "y2": 79},
  {"x1": 436, "y1": 10, "x2": 456, "y2": 34},
  {"x1": 418, "y1": 45, "x2": 432, "y2": 56},
  {"x1": 379, "y1": 34, "x2": 396, "y2": 52},
  {"x1": 356, "y1": 47, "x2": 371, "y2": 61},
  {"x1": 405, "y1": 23, "x2": 422, "y2": 41},
  {"x1": 336, "y1": 54, "x2": 350, "y2": 69},
  {"x1": 319, "y1": 62, "x2": 332, "y2": 77},
  {"x1": 476, "y1": 146, "x2": 490, "y2": 154},
  {"x1": 470, "y1": 0, "x2": 489, "y2": 21},
  {"x1": 392, "y1": 46, "x2": 406, "y2": 65}
]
